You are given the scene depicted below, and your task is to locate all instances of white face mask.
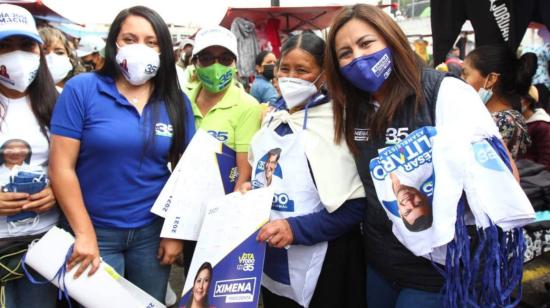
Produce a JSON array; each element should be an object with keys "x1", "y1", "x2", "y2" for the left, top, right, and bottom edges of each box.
[
  {"x1": 0, "y1": 50, "x2": 40, "y2": 93},
  {"x1": 7, "y1": 214, "x2": 40, "y2": 235},
  {"x1": 116, "y1": 44, "x2": 160, "y2": 86},
  {"x1": 278, "y1": 76, "x2": 320, "y2": 109},
  {"x1": 45, "y1": 53, "x2": 73, "y2": 84}
]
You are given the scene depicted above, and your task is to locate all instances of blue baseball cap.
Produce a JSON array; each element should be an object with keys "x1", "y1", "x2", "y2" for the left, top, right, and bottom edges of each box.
[{"x1": 0, "y1": 4, "x2": 43, "y2": 44}]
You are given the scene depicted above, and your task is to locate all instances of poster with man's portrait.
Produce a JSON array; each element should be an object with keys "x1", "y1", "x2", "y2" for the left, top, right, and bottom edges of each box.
[{"x1": 369, "y1": 126, "x2": 437, "y2": 256}]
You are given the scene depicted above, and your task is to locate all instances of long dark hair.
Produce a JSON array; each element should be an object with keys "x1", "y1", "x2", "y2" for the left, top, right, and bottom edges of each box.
[
  {"x1": 466, "y1": 46, "x2": 538, "y2": 112},
  {"x1": 99, "y1": 6, "x2": 187, "y2": 167},
  {"x1": 0, "y1": 42, "x2": 58, "y2": 139},
  {"x1": 29, "y1": 45, "x2": 58, "y2": 138},
  {"x1": 325, "y1": 4, "x2": 423, "y2": 154},
  {"x1": 255, "y1": 51, "x2": 271, "y2": 67},
  {"x1": 186, "y1": 262, "x2": 212, "y2": 308}
]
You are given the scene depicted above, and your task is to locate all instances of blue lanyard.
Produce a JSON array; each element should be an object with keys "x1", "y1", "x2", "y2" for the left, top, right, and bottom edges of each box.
[{"x1": 21, "y1": 245, "x2": 74, "y2": 308}]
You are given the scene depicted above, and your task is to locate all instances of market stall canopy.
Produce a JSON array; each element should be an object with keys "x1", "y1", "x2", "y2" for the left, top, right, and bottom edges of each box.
[
  {"x1": 50, "y1": 23, "x2": 107, "y2": 39},
  {"x1": 0, "y1": 0, "x2": 79, "y2": 24},
  {"x1": 431, "y1": 0, "x2": 550, "y2": 65},
  {"x1": 219, "y1": 6, "x2": 342, "y2": 32}
]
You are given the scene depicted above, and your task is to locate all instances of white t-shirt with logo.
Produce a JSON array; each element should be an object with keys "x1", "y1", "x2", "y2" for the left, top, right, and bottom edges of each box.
[{"x1": 0, "y1": 93, "x2": 58, "y2": 238}]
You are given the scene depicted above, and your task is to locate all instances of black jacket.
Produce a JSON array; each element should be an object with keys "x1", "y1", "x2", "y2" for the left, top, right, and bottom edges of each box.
[{"x1": 355, "y1": 68, "x2": 448, "y2": 292}]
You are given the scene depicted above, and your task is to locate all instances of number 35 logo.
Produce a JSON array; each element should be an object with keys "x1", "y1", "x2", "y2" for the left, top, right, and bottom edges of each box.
[
  {"x1": 208, "y1": 130, "x2": 229, "y2": 142},
  {"x1": 385, "y1": 127, "x2": 409, "y2": 144}
]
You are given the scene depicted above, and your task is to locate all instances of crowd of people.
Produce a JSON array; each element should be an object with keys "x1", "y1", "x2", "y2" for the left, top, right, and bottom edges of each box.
[{"x1": 0, "y1": 2, "x2": 548, "y2": 308}]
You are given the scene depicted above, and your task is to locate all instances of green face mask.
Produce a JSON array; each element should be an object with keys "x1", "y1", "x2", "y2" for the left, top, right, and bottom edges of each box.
[{"x1": 196, "y1": 63, "x2": 235, "y2": 93}]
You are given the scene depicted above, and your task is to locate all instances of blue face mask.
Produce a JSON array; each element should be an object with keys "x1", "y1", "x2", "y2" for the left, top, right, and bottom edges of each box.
[
  {"x1": 5, "y1": 171, "x2": 46, "y2": 223},
  {"x1": 478, "y1": 87, "x2": 493, "y2": 104},
  {"x1": 339, "y1": 47, "x2": 393, "y2": 93},
  {"x1": 477, "y1": 75, "x2": 495, "y2": 105}
]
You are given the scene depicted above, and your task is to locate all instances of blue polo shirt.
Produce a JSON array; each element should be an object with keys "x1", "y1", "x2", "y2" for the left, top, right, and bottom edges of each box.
[
  {"x1": 250, "y1": 75, "x2": 279, "y2": 104},
  {"x1": 51, "y1": 73, "x2": 195, "y2": 229}
]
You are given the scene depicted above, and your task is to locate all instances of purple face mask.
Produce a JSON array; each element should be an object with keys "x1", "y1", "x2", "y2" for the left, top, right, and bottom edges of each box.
[{"x1": 340, "y1": 47, "x2": 393, "y2": 93}]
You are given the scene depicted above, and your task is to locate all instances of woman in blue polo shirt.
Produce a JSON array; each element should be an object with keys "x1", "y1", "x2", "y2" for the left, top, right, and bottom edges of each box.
[{"x1": 49, "y1": 6, "x2": 195, "y2": 302}]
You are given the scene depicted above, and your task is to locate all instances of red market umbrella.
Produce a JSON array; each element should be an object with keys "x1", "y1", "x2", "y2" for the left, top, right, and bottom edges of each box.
[
  {"x1": 219, "y1": 6, "x2": 343, "y2": 33},
  {"x1": 0, "y1": 0, "x2": 79, "y2": 25}
]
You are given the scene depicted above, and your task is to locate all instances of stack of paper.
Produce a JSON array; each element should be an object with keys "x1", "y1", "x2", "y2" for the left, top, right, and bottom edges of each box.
[{"x1": 152, "y1": 129, "x2": 237, "y2": 241}]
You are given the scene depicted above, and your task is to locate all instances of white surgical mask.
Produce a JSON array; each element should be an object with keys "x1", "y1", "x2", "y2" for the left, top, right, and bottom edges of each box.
[
  {"x1": 279, "y1": 75, "x2": 321, "y2": 109},
  {"x1": 116, "y1": 44, "x2": 160, "y2": 86},
  {"x1": 7, "y1": 214, "x2": 40, "y2": 235},
  {"x1": 0, "y1": 50, "x2": 40, "y2": 93},
  {"x1": 45, "y1": 53, "x2": 73, "y2": 84}
]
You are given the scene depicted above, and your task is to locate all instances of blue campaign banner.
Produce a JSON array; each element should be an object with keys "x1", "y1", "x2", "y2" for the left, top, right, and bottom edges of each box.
[
  {"x1": 215, "y1": 143, "x2": 237, "y2": 194},
  {"x1": 179, "y1": 230, "x2": 266, "y2": 308}
]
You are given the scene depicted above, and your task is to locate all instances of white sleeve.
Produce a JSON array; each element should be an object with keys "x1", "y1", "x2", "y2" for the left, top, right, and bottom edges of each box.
[{"x1": 435, "y1": 77, "x2": 500, "y2": 142}]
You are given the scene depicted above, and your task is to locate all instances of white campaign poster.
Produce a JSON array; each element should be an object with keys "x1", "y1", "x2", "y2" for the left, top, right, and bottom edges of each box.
[
  {"x1": 152, "y1": 129, "x2": 237, "y2": 240},
  {"x1": 180, "y1": 187, "x2": 274, "y2": 308}
]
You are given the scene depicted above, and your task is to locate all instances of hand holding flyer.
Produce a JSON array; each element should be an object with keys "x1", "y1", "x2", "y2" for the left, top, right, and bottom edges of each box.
[
  {"x1": 180, "y1": 187, "x2": 274, "y2": 308},
  {"x1": 24, "y1": 227, "x2": 165, "y2": 308}
]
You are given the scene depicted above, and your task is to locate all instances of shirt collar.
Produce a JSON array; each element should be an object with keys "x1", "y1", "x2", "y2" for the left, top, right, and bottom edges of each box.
[
  {"x1": 190, "y1": 81, "x2": 240, "y2": 117},
  {"x1": 95, "y1": 74, "x2": 132, "y2": 107},
  {"x1": 96, "y1": 73, "x2": 159, "y2": 110}
]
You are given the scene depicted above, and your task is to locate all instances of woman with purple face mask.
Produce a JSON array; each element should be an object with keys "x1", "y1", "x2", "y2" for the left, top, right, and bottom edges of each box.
[
  {"x1": 242, "y1": 31, "x2": 367, "y2": 308},
  {"x1": 325, "y1": 4, "x2": 521, "y2": 308}
]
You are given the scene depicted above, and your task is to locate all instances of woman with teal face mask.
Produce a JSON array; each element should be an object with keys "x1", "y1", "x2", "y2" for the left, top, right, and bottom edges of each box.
[
  {"x1": 462, "y1": 45, "x2": 532, "y2": 159},
  {"x1": 182, "y1": 25, "x2": 261, "y2": 273}
]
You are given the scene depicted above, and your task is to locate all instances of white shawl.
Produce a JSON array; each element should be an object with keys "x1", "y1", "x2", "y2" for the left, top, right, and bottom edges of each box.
[{"x1": 249, "y1": 101, "x2": 365, "y2": 212}]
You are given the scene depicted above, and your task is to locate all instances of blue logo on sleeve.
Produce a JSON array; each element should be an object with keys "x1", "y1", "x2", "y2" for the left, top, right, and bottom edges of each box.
[
  {"x1": 473, "y1": 141, "x2": 506, "y2": 172},
  {"x1": 208, "y1": 130, "x2": 229, "y2": 142}
]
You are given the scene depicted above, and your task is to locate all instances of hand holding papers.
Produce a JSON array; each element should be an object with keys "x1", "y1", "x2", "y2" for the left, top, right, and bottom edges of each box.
[
  {"x1": 24, "y1": 227, "x2": 165, "y2": 308},
  {"x1": 180, "y1": 187, "x2": 274, "y2": 308}
]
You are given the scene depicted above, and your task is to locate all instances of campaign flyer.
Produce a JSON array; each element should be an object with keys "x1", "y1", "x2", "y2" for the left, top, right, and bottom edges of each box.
[{"x1": 179, "y1": 187, "x2": 274, "y2": 308}]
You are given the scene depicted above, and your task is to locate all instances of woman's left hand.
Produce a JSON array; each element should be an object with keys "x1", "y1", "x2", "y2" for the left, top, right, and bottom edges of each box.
[
  {"x1": 157, "y1": 238, "x2": 183, "y2": 265},
  {"x1": 22, "y1": 186, "x2": 56, "y2": 213},
  {"x1": 257, "y1": 219, "x2": 294, "y2": 248}
]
